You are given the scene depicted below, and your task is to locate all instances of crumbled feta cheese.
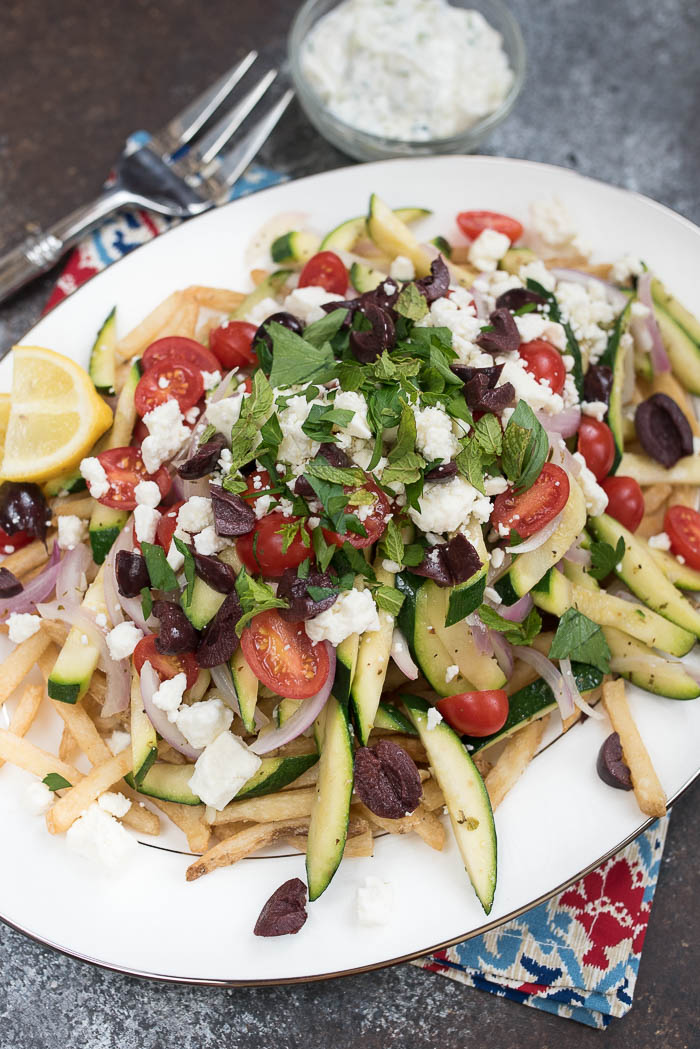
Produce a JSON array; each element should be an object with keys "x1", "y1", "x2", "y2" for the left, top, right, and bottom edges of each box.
[
  {"x1": 277, "y1": 394, "x2": 321, "y2": 467},
  {"x1": 382, "y1": 559, "x2": 402, "y2": 574},
  {"x1": 527, "y1": 198, "x2": 590, "y2": 257},
  {"x1": 483, "y1": 585, "x2": 502, "y2": 605},
  {"x1": 468, "y1": 229, "x2": 511, "y2": 273},
  {"x1": 166, "y1": 541, "x2": 185, "y2": 572},
  {"x1": 7, "y1": 613, "x2": 41, "y2": 644},
  {"x1": 175, "y1": 697, "x2": 233, "y2": 750},
  {"x1": 490, "y1": 546, "x2": 505, "y2": 569},
  {"x1": 334, "y1": 390, "x2": 372, "y2": 439},
  {"x1": 24, "y1": 781, "x2": 53, "y2": 816},
  {"x1": 484, "y1": 476, "x2": 509, "y2": 496},
  {"x1": 157, "y1": 375, "x2": 170, "y2": 390},
  {"x1": 177, "y1": 496, "x2": 214, "y2": 534},
  {"x1": 648, "y1": 532, "x2": 672, "y2": 551},
  {"x1": 134, "y1": 480, "x2": 162, "y2": 508},
  {"x1": 206, "y1": 394, "x2": 244, "y2": 437},
  {"x1": 98, "y1": 791, "x2": 131, "y2": 818},
  {"x1": 66, "y1": 803, "x2": 137, "y2": 869},
  {"x1": 356, "y1": 876, "x2": 394, "y2": 926},
  {"x1": 573, "y1": 452, "x2": 609, "y2": 517},
  {"x1": 389, "y1": 255, "x2": 415, "y2": 281},
  {"x1": 408, "y1": 476, "x2": 492, "y2": 535},
  {"x1": 152, "y1": 672, "x2": 188, "y2": 721},
  {"x1": 107, "y1": 729, "x2": 131, "y2": 755},
  {"x1": 283, "y1": 285, "x2": 343, "y2": 325},
  {"x1": 202, "y1": 370, "x2": 222, "y2": 391},
  {"x1": 106, "y1": 621, "x2": 143, "y2": 661},
  {"x1": 418, "y1": 286, "x2": 490, "y2": 367},
  {"x1": 133, "y1": 505, "x2": 161, "y2": 544},
  {"x1": 611, "y1": 254, "x2": 643, "y2": 285},
  {"x1": 693, "y1": 436, "x2": 700, "y2": 456},
  {"x1": 185, "y1": 406, "x2": 200, "y2": 425},
  {"x1": 95, "y1": 613, "x2": 107, "y2": 628},
  {"x1": 519, "y1": 259, "x2": 556, "y2": 292},
  {"x1": 141, "y1": 400, "x2": 191, "y2": 473},
  {"x1": 306, "y1": 588, "x2": 380, "y2": 645},
  {"x1": 57, "y1": 514, "x2": 87, "y2": 550},
  {"x1": 514, "y1": 312, "x2": 567, "y2": 351},
  {"x1": 414, "y1": 405, "x2": 459, "y2": 463},
  {"x1": 79, "y1": 456, "x2": 110, "y2": 499},
  {"x1": 496, "y1": 355, "x2": 564, "y2": 414},
  {"x1": 444, "y1": 665, "x2": 459, "y2": 685},
  {"x1": 253, "y1": 493, "x2": 273, "y2": 520},
  {"x1": 555, "y1": 280, "x2": 616, "y2": 364},
  {"x1": 582, "y1": 400, "x2": 608, "y2": 421},
  {"x1": 188, "y1": 731, "x2": 262, "y2": 810},
  {"x1": 243, "y1": 296, "x2": 281, "y2": 328},
  {"x1": 193, "y1": 525, "x2": 228, "y2": 555}
]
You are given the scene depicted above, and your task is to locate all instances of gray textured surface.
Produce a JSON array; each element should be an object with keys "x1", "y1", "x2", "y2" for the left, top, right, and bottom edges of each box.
[{"x1": 1, "y1": 0, "x2": 699, "y2": 1045}]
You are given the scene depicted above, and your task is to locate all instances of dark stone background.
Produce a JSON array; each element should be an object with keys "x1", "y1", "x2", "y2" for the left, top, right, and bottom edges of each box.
[{"x1": 0, "y1": 1, "x2": 698, "y2": 1045}]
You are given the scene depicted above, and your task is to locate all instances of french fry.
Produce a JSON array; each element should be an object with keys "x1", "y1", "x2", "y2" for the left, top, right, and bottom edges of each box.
[
  {"x1": 485, "y1": 716, "x2": 548, "y2": 810},
  {"x1": 120, "y1": 795, "x2": 161, "y2": 836},
  {"x1": 50, "y1": 698, "x2": 111, "y2": 766},
  {"x1": 560, "y1": 685, "x2": 602, "y2": 733},
  {"x1": 58, "y1": 725, "x2": 81, "y2": 765},
  {"x1": 186, "y1": 816, "x2": 311, "y2": 881},
  {"x1": 272, "y1": 736, "x2": 318, "y2": 758},
  {"x1": 643, "y1": 483, "x2": 673, "y2": 515},
  {"x1": 46, "y1": 749, "x2": 133, "y2": 834},
  {"x1": 250, "y1": 268, "x2": 270, "y2": 286},
  {"x1": 210, "y1": 787, "x2": 316, "y2": 825},
  {"x1": 116, "y1": 291, "x2": 182, "y2": 359},
  {"x1": 637, "y1": 507, "x2": 667, "y2": 539},
  {"x1": 0, "y1": 685, "x2": 44, "y2": 768},
  {"x1": 373, "y1": 734, "x2": 427, "y2": 763},
  {"x1": 0, "y1": 537, "x2": 54, "y2": 578},
  {"x1": 413, "y1": 810, "x2": 446, "y2": 851},
  {"x1": 286, "y1": 820, "x2": 375, "y2": 858},
  {"x1": 41, "y1": 620, "x2": 70, "y2": 648},
  {"x1": 184, "y1": 285, "x2": 245, "y2": 311},
  {"x1": 152, "y1": 800, "x2": 211, "y2": 852},
  {"x1": 473, "y1": 754, "x2": 493, "y2": 778},
  {"x1": 280, "y1": 765, "x2": 319, "y2": 791},
  {"x1": 0, "y1": 628, "x2": 52, "y2": 707},
  {"x1": 671, "y1": 484, "x2": 699, "y2": 511},
  {"x1": 353, "y1": 800, "x2": 432, "y2": 836},
  {"x1": 51, "y1": 495, "x2": 94, "y2": 519},
  {"x1": 602, "y1": 679, "x2": 667, "y2": 818},
  {"x1": 421, "y1": 777, "x2": 445, "y2": 812},
  {"x1": 168, "y1": 298, "x2": 199, "y2": 339},
  {"x1": 505, "y1": 660, "x2": 540, "y2": 695},
  {"x1": 0, "y1": 729, "x2": 81, "y2": 783}
]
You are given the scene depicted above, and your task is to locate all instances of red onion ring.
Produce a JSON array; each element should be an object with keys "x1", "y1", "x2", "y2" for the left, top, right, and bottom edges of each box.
[
  {"x1": 515, "y1": 646, "x2": 575, "y2": 719},
  {"x1": 0, "y1": 543, "x2": 61, "y2": 619},
  {"x1": 390, "y1": 628, "x2": 419, "y2": 680},
  {"x1": 469, "y1": 614, "x2": 493, "y2": 655},
  {"x1": 210, "y1": 664, "x2": 242, "y2": 718},
  {"x1": 505, "y1": 510, "x2": 562, "y2": 554},
  {"x1": 250, "y1": 643, "x2": 336, "y2": 755},
  {"x1": 498, "y1": 593, "x2": 533, "y2": 622},
  {"x1": 489, "y1": 632, "x2": 514, "y2": 677},
  {"x1": 563, "y1": 540, "x2": 592, "y2": 567},
  {"x1": 55, "y1": 542, "x2": 91, "y2": 607},
  {"x1": 560, "y1": 657, "x2": 604, "y2": 720},
  {"x1": 140, "y1": 661, "x2": 202, "y2": 760},
  {"x1": 537, "y1": 407, "x2": 581, "y2": 439},
  {"x1": 637, "y1": 272, "x2": 671, "y2": 373}
]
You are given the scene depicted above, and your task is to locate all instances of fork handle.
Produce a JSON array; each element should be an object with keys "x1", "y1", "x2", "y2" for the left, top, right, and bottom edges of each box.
[{"x1": 0, "y1": 188, "x2": 131, "y2": 305}]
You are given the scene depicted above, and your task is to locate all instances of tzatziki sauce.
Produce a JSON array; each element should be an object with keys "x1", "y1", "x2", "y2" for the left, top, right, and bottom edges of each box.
[{"x1": 300, "y1": 0, "x2": 514, "y2": 141}]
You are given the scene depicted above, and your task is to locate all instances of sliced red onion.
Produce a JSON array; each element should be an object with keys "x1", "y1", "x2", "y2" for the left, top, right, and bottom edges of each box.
[
  {"x1": 560, "y1": 657, "x2": 604, "y2": 720},
  {"x1": 548, "y1": 433, "x2": 582, "y2": 476},
  {"x1": 250, "y1": 643, "x2": 335, "y2": 755},
  {"x1": 469, "y1": 613, "x2": 493, "y2": 655},
  {"x1": 468, "y1": 284, "x2": 490, "y2": 320},
  {"x1": 505, "y1": 511, "x2": 562, "y2": 554},
  {"x1": 210, "y1": 663, "x2": 242, "y2": 718},
  {"x1": 0, "y1": 543, "x2": 61, "y2": 619},
  {"x1": 564, "y1": 540, "x2": 592, "y2": 567},
  {"x1": 549, "y1": 268, "x2": 629, "y2": 312},
  {"x1": 140, "y1": 661, "x2": 202, "y2": 760},
  {"x1": 515, "y1": 646, "x2": 575, "y2": 719},
  {"x1": 489, "y1": 632, "x2": 513, "y2": 677},
  {"x1": 637, "y1": 272, "x2": 671, "y2": 373},
  {"x1": 499, "y1": 593, "x2": 533, "y2": 622},
  {"x1": 170, "y1": 474, "x2": 187, "y2": 502},
  {"x1": 182, "y1": 477, "x2": 210, "y2": 499},
  {"x1": 537, "y1": 406, "x2": 581, "y2": 438},
  {"x1": 390, "y1": 628, "x2": 419, "y2": 680},
  {"x1": 55, "y1": 542, "x2": 91, "y2": 607}
]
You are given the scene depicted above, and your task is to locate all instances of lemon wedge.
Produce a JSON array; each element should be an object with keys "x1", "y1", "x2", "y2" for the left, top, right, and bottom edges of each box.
[{"x1": 0, "y1": 346, "x2": 113, "y2": 483}]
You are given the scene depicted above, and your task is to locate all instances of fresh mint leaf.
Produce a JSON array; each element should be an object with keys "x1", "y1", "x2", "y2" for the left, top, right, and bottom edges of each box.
[
  {"x1": 402, "y1": 542, "x2": 427, "y2": 567},
  {"x1": 312, "y1": 526, "x2": 336, "y2": 573},
  {"x1": 445, "y1": 573, "x2": 486, "y2": 627},
  {"x1": 382, "y1": 452, "x2": 425, "y2": 486},
  {"x1": 367, "y1": 385, "x2": 404, "y2": 433},
  {"x1": 221, "y1": 474, "x2": 248, "y2": 495},
  {"x1": 474, "y1": 413, "x2": 502, "y2": 458},
  {"x1": 367, "y1": 430, "x2": 384, "y2": 472},
  {"x1": 526, "y1": 278, "x2": 585, "y2": 399},
  {"x1": 140, "y1": 542, "x2": 179, "y2": 592},
  {"x1": 298, "y1": 558, "x2": 310, "y2": 579},
  {"x1": 549, "y1": 608, "x2": 611, "y2": 673},
  {"x1": 334, "y1": 541, "x2": 376, "y2": 581},
  {"x1": 502, "y1": 400, "x2": 548, "y2": 492},
  {"x1": 373, "y1": 585, "x2": 405, "y2": 617},
  {"x1": 335, "y1": 362, "x2": 364, "y2": 391},
  {"x1": 477, "y1": 604, "x2": 542, "y2": 645},
  {"x1": 589, "y1": 536, "x2": 626, "y2": 580},
  {"x1": 307, "y1": 585, "x2": 339, "y2": 602},
  {"x1": 234, "y1": 568, "x2": 288, "y2": 636},
  {"x1": 246, "y1": 370, "x2": 274, "y2": 426},
  {"x1": 378, "y1": 518, "x2": 405, "y2": 566},
  {"x1": 396, "y1": 283, "x2": 428, "y2": 321},
  {"x1": 267, "y1": 323, "x2": 336, "y2": 388},
  {"x1": 389, "y1": 405, "x2": 418, "y2": 462},
  {"x1": 173, "y1": 536, "x2": 196, "y2": 605},
  {"x1": 305, "y1": 458, "x2": 366, "y2": 487},
  {"x1": 501, "y1": 422, "x2": 530, "y2": 482},
  {"x1": 141, "y1": 586, "x2": 153, "y2": 621},
  {"x1": 258, "y1": 412, "x2": 283, "y2": 457},
  {"x1": 301, "y1": 404, "x2": 353, "y2": 443},
  {"x1": 455, "y1": 439, "x2": 486, "y2": 494},
  {"x1": 302, "y1": 308, "x2": 349, "y2": 348},
  {"x1": 279, "y1": 520, "x2": 310, "y2": 554},
  {"x1": 228, "y1": 416, "x2": 259, "y2": 471},
  {"x1": 43, "y1": 773, "x2": 72, "y2": 791},
  {"x1": 198, "y1": 424, "x2": 216, "y2": 445}
]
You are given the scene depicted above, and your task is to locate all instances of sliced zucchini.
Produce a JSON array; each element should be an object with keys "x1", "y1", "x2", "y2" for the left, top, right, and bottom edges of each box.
[
  {"x1": 89, "y1": 306, "x2": 117, "y2": 395},
  {"x1": 320, "y1": 207, "x2": 431, "y2": 252},
  {"x1": 396, "y1": 572, "x2": 474, "y2": 696},
  {"x1": 653, "y1": 304, "x2": 700, "y2": 395},
  {"x1": 349, "y1": 261, "x2": 386, "y2": 293},
  {"x1": 235, "y1": 753, "x2": 319, "y2": 800},
  {"x1": 127, "y1": 762, "x2": 200, "y2": 805},
  {"x1": 89, "y1": 504, "x2": 128, "y2": 566},
  {"x1": 270, "y1": 231, "x2": 320, "y2": 265},
  {"x1": 229, "y1": 648, "x2": 259, "y2": 733},
  {"x1": 366, "y1": 194, "x2": 433, "y2": 277},
  {"x1": 349, "y1": 564, "x2": 394, "y2": 745},
  {"x1": 47, "y1": 568, "x2": 108, "y2": 703},
  {"x1": 618, "y1": 451, "x2": 700, "y2": 486},
  {"x1": 648, "y1": 546, "x2": 700, "y2": 591},
  {"x1": 603, "y1": 626, "x2": 700, "y2": 699},
  {"x1": 499, "y1": 247, "x2": 537, "y2": 274},
  {"x1": 306, "y1": 696, "x2": 354, "y2": 901},
  {"x1": 403, "y1": 694, "x2": 497, "y2": 914},
  {"x1": 597, "y1": 302, "x2": 632, "y2": 472},
  {"x1": 651, "y1": 277, "x2": 700, "y2": 344},
  {"x1": 230, "y1": 270, "x2": 294, "y2": 321},
  {"x1": 181, "y1": 576, "x2": 225, "y2": 630},
  {"x1": 333, "y1": 631, "x2": 359, "y2": 706},
  {"x1": 427, "y1": 580, "x2": 505, "y2": 691},
  {"x1": 44, "y1": 470, "x2": 86, "y2": 498},
  {"x1": 430, "y1": 235, "x2": 452, "y2": 258},
  {"x1": 372, "y1": 701, "x2": 418, "y2": 736},
  {"x1": 130, "y1": 667, "x2": 157, "y2": 786}
]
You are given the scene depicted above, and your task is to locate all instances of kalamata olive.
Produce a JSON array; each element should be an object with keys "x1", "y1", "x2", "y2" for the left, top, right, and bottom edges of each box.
[
  {"x1": 451, "y1": 363, "x2": 504, "y2": 387},
  {"x1": 465, "y1": 373, "x2": 515, "y2": 413},
  {"x1": 115, "y1": 550, "x2": 150, "y2": 598},
  {"x1": 177, "y1": 433, "x2": 227, "y2": 480},
  {"x1": 424, "y1": 461, "x2": 458, "y2": 482},
  {"x1": 596, "y1": 732, "x2": 633, "y2": 790},
  {"x1": 152, "y1": 600, "x2": 200, "y2": 654},
  {"x1": 0, "y1": 566, "x2": 23, "y2": 598},
  {"x1": 254, "y1": 878, "x2": 307, "y2": 937},
  {"x1": 365, "y1": 276, "x2": 401, "y2": 315},
  {"x1": 197, "y1": 589, "x2": 243, "y2": 667},
  {"x1": 318, "y1": 442, "x2": 351, "y2": 468},
  {"x1": 277, "y1": 566, "x2": 338, "y2": 621},
  {"x1": 635, "y1": 393, "x2": 694, "y2": 467},
  {"x1": 354, "y1": 740, "x2": 423, "y2": 819},
  {"x1": 495, "y1": 287, "x2": 546, "y2": 312},
  {"x1": 476, "y1": 308, "x2": 521, "y2": 356},
  {"x1": 415, "y1": 256, "x2": 450, "y2": 304},
  {"x1": 192, "y1": 550, "x2": 236, "y2": 593},
  {"x1": 254, "y1": 312, "x2": 303, "y2": 354},
  {"x1": 210, "y1": 484, "x2": 255, "y2": 537},
  {"x1": 0, "y1": 482, "x2": 49, "y2": 544},
  {"x1": 413, "y1": 533, "x2": 482, "y2": 588},
  {"x1": 350, "y1": 304, "x2": 396, "y2": 363},
  {"x1": 293, "y1": 475, "x2": 315, "y2": 499},
  {"x1": 583, "y1": 363, "x2": 614, "y2": 405}
]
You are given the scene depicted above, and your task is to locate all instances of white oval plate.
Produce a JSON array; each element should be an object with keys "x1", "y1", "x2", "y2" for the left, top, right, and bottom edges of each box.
[{"x1": 2, "y1": 156, "x2": 700, "y2": 985}]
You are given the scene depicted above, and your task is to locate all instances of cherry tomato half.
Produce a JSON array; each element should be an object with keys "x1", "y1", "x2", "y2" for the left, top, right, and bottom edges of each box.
[
  {"x1": 456, "y1": 210, "x2": 524, "y2": 244},
  {"x1": 577, "y1": 417, "x2": 615, "y2": 482},
  {"x1": 133, "y1": 634, "x2": 199, "y2": 689},
  {"x1": 134, "y1": 359, "x2": 204, "y2": 418},
  {"x1": 298, "y1": 251, "x2": 348, "y2": 295},
  {"x1": 142, "y1": 336, "x2": 220, "y2": 375},
  {"x1": 209, "y1": 321, "x2": 258, "y2": 370},
  {"x1": 155, "y1": 500, "x2": 185, "y2": 552},
  {"x1": 491, "y1": 463, "x2": 570, "y2": 540},
  {"x1": 601, "y1": 475, "x2": 644, "y2": 533},
  {"x1": 322, "y1": 478, "x2": 391, "y2": 549},
  {"x1": 0, "y1": 527, "x2": 31, "y2": 555},
  {"x1": 95, "y1": 447, "x2": 171, "y2": 511},
  {"x1": 437, "y1": 690, "x2": 509, "y2": 737},
  {"x1": 664, "y1": 505, "x2": 700, "y2": 570},
  {"x1": 240, "y1": 609, "x2": 330, "y2": 699},
  {"x1": 518, "y1": 340, "x2": 566, "y2": 396},
  {"x1": 237, "y1": 513, "x2": 312, "y2": 577}
]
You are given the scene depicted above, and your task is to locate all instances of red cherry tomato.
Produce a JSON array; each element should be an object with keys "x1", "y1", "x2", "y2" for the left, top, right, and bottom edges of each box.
[
  {"x1": 456, "y1": 210, "x2": 524, "y2": 244},
  {"x1": 518, "y1": 340, "x2": 566, "y2": 396},
  {"x1": 240, "y1": 609, "x2": 330, "y2": 699},
  {"x1": 133, "y1": 634, "x2": 199, "y2": 689},
  {"x1": 298, "y1": 251, "x2": 348, "y2": 295},
  {"x1": 237, "y1": 513, "x2": 312, "y2": 577},
  {"x1": 322, "y1": 478, "x2": 391, "y2": 549},
  {"x1": 134, "y1": 359, "x2": 204, "y2": 418},
  {"x1": 155, "y1": 500, "x2": 185, "y2": 552},
  {"x1": 240, "y1": 376, "x2": 253, "y2": 394},
  {"x1": 601, "y1": 476, "x2": 644, "y2": 533},
  {"x1": 241, "y1": 470, "x2": 277, "y2": 503},
  {"x1": 491, "y1": 463, "x2": 570, "y2": 540},
  {"x1": 142, "y1": 336, "x2": 220, "y2": 374},
  {"x1": 437, "y1": 690, "x2": 509, "y2": 737},
  {"x1": 0, "y1": 527, "x2": 31, "y2": 555},
  {"x1": 664, "y1": 505, "x2": 700, "y2": 570},
  {"x1": 209, "y1": 321, "x2": 258, "y2": 370},
  {"x1": 577, "y1": 417, "x2": 615, "y2": 482},
  {"x1": 95, "y1": 447, "x2": 171, "y2": 511}
]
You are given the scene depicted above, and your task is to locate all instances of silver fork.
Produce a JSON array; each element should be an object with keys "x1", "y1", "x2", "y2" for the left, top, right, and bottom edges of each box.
[{"x1": 0, "y1": 51, "x2": 293, "y2": 305}]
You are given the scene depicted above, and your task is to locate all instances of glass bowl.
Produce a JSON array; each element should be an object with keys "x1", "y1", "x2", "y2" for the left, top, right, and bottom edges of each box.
[{"x1": 288, "y1": 0, "x2": 526, "y2": 162}]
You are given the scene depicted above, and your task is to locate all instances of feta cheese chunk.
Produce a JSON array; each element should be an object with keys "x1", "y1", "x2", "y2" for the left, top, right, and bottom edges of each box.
[
  {"x1": 611, "y1": 254, "x2": 643, "y2": 285},
  {"x1": 141, "y1": 399, "x2": 191, "y2": 473},
  {"x1": 188, "y1": 731, "x2": 262, "y2": 810},
  {"x1": 444, "y1": 664, "x2": 459, "y2": 683},
  {"x1": 193, "y1": 525, "x2": 228, "y2": 555},
  {"x1": 527, "y1": 197, "x2": 590, "y2": 257},
  {"x1": 408, "y1": 476, "x2": 492, "y2": 535},
  {"x1": 573, "y1": 452, "x2": 609, "y2": 517},
  {"x1": 24, "y1": 781, "x2": 53, "y2": 816},
  {"x1": 98, "y1": 791, "x2": 131, "y2": 818},
  {"x1": 152, "y1": 672, "x2": 188, "y2": 721},
  {"x1": 107, "y1": 729, "x2": 131, "y2": 755},
  {"x1": 306, "y1": 588, "x2": 380, "y2": 646},
  {"x1": 414, "y1": 405, "x2": 459, "y2": 463},
  {"x1": 7, "y1": 613, "x2": 42, "y2": 644},
  {"x1": 134, "y1": 480, "x2": 162, "y2": 508},
  {"x1": 283, "y1": 285, "x2": 342, "y2": 325},
  {"x1": 648, "y1": 532, "x2": 672, "y2": 551},
  {"x1": 202, "y1": 370, "x2": 222, "y2": 391},
  {"x1": 334, "y1": 390, "x2": 372, "y2": 440},
  {"x1": 177, "y1": 496, "x2": 214, "y2": 534},
  {"x1": 66, "y1": 803, "x2": 137, "y2": 869},
  {"x1": 389, "y1": 255, "x2": 415, "y2": 281},
  {"x1": 356, "y1": 876, "x2": 394, "y2": 926},
  {"x1": 427, "y1": 705, "x2": 445, "y2": 728},
  {"x1": 80, "y1": 456, "x2": 110, "y2": 499},
  {"x1": 133, "y1": 504, "x2": 161, "y2": 544},
  {"x1": 57, "y1": 514, "x2": 87, "y2": 550},
  {"x1": 277, "y1": 394, "x2": 320, "y2": 468},
  {"x1": 106, "y1": 622, "x2": 143, "y2": 661},
  {"x1": 175, "y1": 697, "x2": 233, "y2": 749},
  {"x1": 206, "y1": 394, "x2": 244, "y2": 437},
  {"x1": 582, "y1": 400, "x2": 608, "y2": 421},
  {"x1": 514, "y1": 312, "x2": 567, "y2": 351},
  {"x1": 467, "y1": 229, "x2": 511, "y2": 272},
  {"x1": 496, "y1": 356, "x2": 564, "y2": 414},
  {"x1": 243, "y1": 296, "x2": 281, "y2": 328}
]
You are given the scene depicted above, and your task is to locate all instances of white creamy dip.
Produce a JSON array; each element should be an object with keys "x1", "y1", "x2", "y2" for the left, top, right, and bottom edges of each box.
[{"x1": 300, "y1": 0, "x2": 513, "y2": 141}]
